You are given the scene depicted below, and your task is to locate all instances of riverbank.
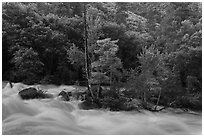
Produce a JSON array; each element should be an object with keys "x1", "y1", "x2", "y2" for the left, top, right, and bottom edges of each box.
[{"x1": 2, "y1": 81, "x2": 202, "y2": 114}]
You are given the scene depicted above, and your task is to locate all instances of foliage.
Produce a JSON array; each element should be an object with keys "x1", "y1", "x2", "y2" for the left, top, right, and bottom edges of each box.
[
  {"x1": 127, "y1": 45, "x2": 168, "y2": 105},
  {"x1": 2, "y1": 2, "x2": 202, "y2": 110},
  {"x1": 66, "y1": 44, "x2": 85, "y2": 67},
  {"x1": 11, "y1": 47, "x2": 44, "y2": 84},
  {"x1": 91, "y1": 38, "x2": 122, "y2": 87}
]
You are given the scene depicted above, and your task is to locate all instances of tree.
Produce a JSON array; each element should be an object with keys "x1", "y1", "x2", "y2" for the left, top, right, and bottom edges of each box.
[
  {"x1": 128, "y1": 45, "x2": 169, "y2": 109},
  {"x1": 11, "y1": 47, "x2": 44, "y2": 84},
  {"x1": 91, "y1": 38, "x2": 122, "y2": 89},
  {"x1": 2, "y1": 2, "x2": 202, "y2": 110},
  {"x1": 2, "y1": 2, "x2": 85, "y2": 84},
  {"x1": 83, "y1": 3, "x2": 94, "y2": 98}
]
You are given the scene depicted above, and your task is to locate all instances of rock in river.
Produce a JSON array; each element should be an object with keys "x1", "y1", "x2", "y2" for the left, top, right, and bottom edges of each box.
[
  {"x1": 19, "y1": 87, "x2": 53, "y2": 100},
  {"x1": 58, "y1": 91, "x2": 70, "y2": 101}
]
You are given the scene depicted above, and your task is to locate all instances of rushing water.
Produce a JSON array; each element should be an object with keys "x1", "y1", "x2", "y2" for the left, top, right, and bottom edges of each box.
[{"x1": 2, "y1": 82, "x2": 202, "y2": 135}]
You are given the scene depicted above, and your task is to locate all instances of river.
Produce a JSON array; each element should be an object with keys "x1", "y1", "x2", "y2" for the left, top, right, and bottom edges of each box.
[{"x1": 2, "y1": 82, "x2": 202, "y2": 135}]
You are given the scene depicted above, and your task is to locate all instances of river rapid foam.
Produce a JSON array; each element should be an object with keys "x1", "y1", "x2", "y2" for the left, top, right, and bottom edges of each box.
[{"x1": 2, "y1": 82, "x2": 202, "y2": 135}]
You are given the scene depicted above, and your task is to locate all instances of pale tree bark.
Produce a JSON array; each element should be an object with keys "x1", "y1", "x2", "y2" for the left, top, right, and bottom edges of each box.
[
  {"x1": 83, "y1": 3, "x2": 94, "y2": 99},
  {"x1": 154, "y1": 89, "x2": 162, "y2": 111}
]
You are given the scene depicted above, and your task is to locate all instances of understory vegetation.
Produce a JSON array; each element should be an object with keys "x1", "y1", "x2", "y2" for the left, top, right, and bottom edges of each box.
[{"x1": 2, "y1": 2, "x2": 202, "y2": 111}]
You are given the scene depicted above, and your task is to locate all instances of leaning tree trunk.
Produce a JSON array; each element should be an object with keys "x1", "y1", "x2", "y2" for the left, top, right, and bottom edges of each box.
[
  {"x1": 83, "y1": 3, "x2": 94, "y2": 99},
  {"x1": 154, "y1": 89, "x2": 162, "y2": 111}
]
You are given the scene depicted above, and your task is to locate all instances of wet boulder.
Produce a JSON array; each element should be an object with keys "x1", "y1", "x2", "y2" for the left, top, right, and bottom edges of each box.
[
  {"x1": 19, "y1": 87, "x2": 39, "y2": 100},
  {"x1": 58, "y1": 91, "x2": 70, "y2": 101},
  {"x1": 19, "y1": 87, "x2": 53, "y2": 100}
]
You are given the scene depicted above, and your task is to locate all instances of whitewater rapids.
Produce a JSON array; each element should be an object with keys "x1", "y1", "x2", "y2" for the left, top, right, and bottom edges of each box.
[{"x1": 2, "y1": 82, "x2": 202, "y2": 135}]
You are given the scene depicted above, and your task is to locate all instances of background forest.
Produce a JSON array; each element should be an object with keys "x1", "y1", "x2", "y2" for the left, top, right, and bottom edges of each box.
[{"x1": 2, "y1": 2, "x2": 202, "y2": 111}]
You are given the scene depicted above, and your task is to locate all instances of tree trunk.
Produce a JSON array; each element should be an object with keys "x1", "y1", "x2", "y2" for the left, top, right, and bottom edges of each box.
[
  {"x1": 154, "y1": 90, "x2": 162, "y2": 111},
  {"x1": 110, "y1": 71, "x2": 112, "y2": 89},
  {"x1": 143, "y1": 83, "x2": 147, "y2": 103},
  {"x1": 143, "y1": 91, "x2": 147, "y2": 103},
  {"x1": 97, "y1": 83, "x2": 100, "y2": 99},
  {"x1": 84, "y1": 3, "x2": 94, "y2": 99}
]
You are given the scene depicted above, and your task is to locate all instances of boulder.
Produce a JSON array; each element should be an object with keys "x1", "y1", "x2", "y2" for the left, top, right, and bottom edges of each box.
[
  {"x1": 58, "y1": 91, "x2": 70, "y2": 101},
  {"x1": 19, "y1": 87, "x2": 40, "y2": 100},
  {"x1": 19, "y1": 87, "x2": 53, "y2": 100}
]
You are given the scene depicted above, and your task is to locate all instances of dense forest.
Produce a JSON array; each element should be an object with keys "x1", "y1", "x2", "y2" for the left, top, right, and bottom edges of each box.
[{"x1": 2, "y1": 2, "x2": 202, "y2": 111}]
